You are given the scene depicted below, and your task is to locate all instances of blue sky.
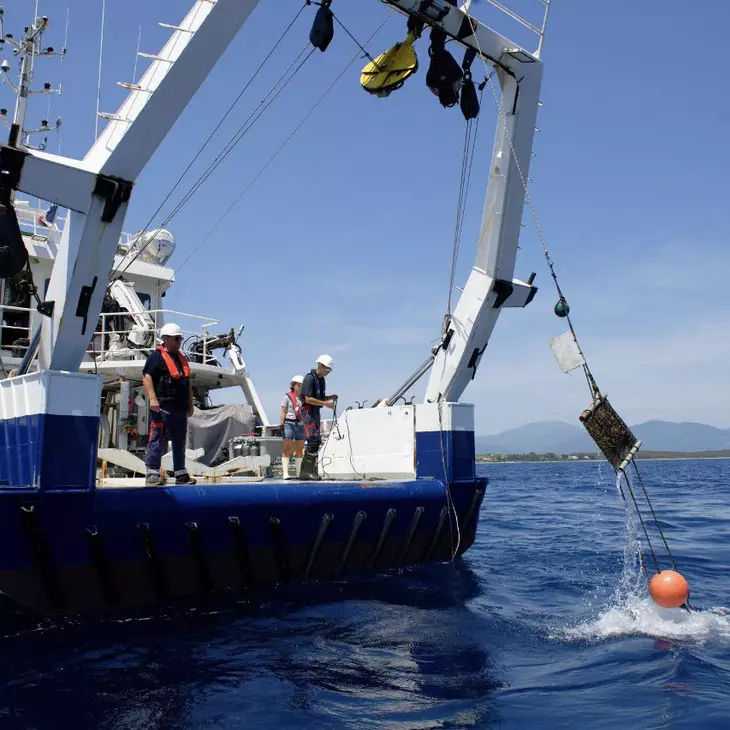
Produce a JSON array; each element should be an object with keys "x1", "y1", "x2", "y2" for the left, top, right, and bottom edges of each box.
[{"x1": 6, "y1": 0, "x2": 729, "y2": 434}]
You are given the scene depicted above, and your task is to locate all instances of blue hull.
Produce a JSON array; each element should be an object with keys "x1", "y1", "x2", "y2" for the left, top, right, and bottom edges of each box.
[{"x1": 0, "y1": 478, "x2": 487, "y2": 616}]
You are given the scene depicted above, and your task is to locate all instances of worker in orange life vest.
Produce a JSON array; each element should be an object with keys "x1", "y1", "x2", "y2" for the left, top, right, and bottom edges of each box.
[{"x1": 142, "y1": 322, "x2": 196, "y2": 486}]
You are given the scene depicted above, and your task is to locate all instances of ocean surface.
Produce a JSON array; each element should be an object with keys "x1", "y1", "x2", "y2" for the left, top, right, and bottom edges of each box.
[{"x1": 0, "y1": 459, "x2": 728, "y2": 729}]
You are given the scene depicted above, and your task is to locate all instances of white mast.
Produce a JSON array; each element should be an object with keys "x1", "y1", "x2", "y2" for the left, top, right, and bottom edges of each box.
[{"x1": 9, "y1": 17, "x2": 41, "y2": 141}]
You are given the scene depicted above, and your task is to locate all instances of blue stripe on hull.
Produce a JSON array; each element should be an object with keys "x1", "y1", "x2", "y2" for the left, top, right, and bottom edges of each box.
[
  {"x1": 0, "y1": 414, "x2": 98, "y2": 491},
  {"x1": 0, "y1": 477, "x2": 487, "y2": 616},
  {"x1": 415, "y1": 430, "x2": 476, "y2": 482}
]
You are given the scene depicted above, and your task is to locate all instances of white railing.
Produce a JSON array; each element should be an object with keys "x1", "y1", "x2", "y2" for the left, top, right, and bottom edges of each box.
[
  {"x1": 15, "y1": 199, "x2": 151, "y2": 261},
  {"x1": 90, "y1": 308, "x2": 222, "y2": 365},
  {"x1": 0, "y1": 303, "x2": 224, "y2": 367},
  {"x1": 0, "y1": 304, "x2": 40, "y2": 357},
  {"x1": 17, "y1": 216, "x2": 61, "y2": 244},
  {"x1": 459, "y1": 0, "x2": 551, "y2": 58}
]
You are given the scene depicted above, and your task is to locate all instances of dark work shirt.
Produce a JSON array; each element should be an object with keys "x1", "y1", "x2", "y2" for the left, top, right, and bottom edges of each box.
[
  {"x1": 301, "y1": 370, "x2": 326, "y2": 415},
  {"x1": 143, "y1": 349, "x2": 190, "y2": 411}
]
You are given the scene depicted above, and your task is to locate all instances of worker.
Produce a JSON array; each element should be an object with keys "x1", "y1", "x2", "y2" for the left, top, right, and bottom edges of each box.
[
  {"x1": 299, "y1": 354, "x2": 337, "y2": 480},
  {"x1": 280, "y1": 374, "x2": 305, "y2": 479},
  {"x1": 142, "y1": 322, "x2": 196, "y2": 485}
]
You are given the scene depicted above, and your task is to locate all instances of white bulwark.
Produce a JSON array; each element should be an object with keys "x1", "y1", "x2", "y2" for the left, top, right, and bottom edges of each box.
[
  {"x1": 320, "y1": 403, "x2": 475, "y2": 481},
  {"x1": 0, "y1": 371, "x2": 102, "y2": 421}
]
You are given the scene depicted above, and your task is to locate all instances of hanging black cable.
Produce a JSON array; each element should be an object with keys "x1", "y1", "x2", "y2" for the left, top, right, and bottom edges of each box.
[
  {"x1": 445, "y1": 122, "x2": 474, "y2": 319},
  {"x1": 329, "y1": 10, "x2": 378, "y2": 66},
  {"x1": 444, "y1": 76, "x2": 487, "y2": 326}
]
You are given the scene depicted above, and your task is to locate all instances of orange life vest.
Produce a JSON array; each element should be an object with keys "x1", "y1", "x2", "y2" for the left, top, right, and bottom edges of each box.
[{"x1": 157, "y1": 346, "x2": 190, "y2": 379}]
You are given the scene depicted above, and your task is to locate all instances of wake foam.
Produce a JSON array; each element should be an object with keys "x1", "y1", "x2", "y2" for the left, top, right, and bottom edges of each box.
[
  {"x1": 555, "y1": 597, "x2": 730, "y2": 644},
  {"x1": 553, "y1": 471, "x2": 730, "y2": 645}
]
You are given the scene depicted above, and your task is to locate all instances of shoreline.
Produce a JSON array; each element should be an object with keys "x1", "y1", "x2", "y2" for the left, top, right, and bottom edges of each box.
[{"x1": 477, "y1": 456, "x2": 730, "y2": 464}]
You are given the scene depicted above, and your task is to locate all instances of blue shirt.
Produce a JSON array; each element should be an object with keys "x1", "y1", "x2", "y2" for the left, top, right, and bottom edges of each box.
[
  {"x1": 143, "y1": 349, "x2": 190, "y2": 411},
  {"x1": 301, "y1": 370, "x2": 326, "y2": 414}
]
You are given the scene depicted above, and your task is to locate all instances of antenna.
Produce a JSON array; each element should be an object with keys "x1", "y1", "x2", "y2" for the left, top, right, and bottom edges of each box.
[
  {"x1": 56, "y1": 5, "x2": 70, "y2": 154},
  {"x1": 132, "y1": 25, "x2": 143, "y2": 85},
  {"x1": 94, "y1": 0, "x2": 106, "y2": 141},
  {"x1": 0, "y1": 6, "x2": 67, "y2": 149}
]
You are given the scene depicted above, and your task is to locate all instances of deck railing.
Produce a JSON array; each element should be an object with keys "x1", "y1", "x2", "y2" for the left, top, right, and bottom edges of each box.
[
  {"x1": 92, "y1": 309, "x2": 222, "y2": 365},
  {"x1": 0, "y1": 304, "x2": 223, "y2": 366}
]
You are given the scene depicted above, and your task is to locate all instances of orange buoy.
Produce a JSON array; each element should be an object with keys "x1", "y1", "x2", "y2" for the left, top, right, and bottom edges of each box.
[{"x1": 649, "y1": 570, "x2": 690, "y2": 608}]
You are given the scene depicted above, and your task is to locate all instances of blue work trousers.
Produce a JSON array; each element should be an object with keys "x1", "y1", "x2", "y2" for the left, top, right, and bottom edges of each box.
[
  {"x1": 146, "y1": 406, "x2": 188, "y2": 474},
  {"x1": 302, "y1": 409, "x2": 321, "y2": 456}
]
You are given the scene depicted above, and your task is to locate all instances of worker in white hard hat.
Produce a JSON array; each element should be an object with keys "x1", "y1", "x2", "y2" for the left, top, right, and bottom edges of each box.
[
  {"x1": 141, "y1": 322, "x2": 196, "y2": 486},
  {"x1": 279, "y1": 374, "x2": 305, "y2": 480},
  {"x1": 298, "y1": 354, "x2": 337, "y2": 480}
]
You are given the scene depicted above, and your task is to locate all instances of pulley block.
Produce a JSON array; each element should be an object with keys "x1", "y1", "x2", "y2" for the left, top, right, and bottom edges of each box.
[
  {"x1": 460, "y1": 49, "x2": 480, "y2": 120},
  {"x1": 426, "y1": 28, "x2": 462, "y2": 108},
  {"x1": 361, "y1": 32, "x2": 419, "y2": 97}
]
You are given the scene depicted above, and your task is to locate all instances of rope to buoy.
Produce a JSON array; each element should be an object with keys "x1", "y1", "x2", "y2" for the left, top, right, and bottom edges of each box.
[
  {"x1": 630, "y1": 461, "x2": 680, "y2": 574},
  {"x1": 463, "y1": 22, "x2": 691, "y2": 609}
]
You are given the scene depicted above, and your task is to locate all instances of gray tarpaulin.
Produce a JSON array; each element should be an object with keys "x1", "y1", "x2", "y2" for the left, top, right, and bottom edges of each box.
[{"x1": 186, "y1": 404, "x2": 256, "y2": 465}]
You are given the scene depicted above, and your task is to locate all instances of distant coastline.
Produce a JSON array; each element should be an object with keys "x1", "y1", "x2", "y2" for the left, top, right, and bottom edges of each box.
[
  {"x1": 476, "y1": 449, "x2": 730, "y2": 463},
  {"x1": 475, "y1": 420, "x2": 730, "y2": 456}
]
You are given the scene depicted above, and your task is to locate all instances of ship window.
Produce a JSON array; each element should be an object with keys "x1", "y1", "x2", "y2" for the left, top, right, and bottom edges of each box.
[{"x1": 138, "y1": 293, "x2": 151, "y2": 310}]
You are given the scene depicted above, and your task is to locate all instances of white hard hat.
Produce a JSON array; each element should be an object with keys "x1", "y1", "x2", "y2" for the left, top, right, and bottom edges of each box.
[
  {"x1": 291, "y1": 374, "x2": 304, "y2": 384},
  {"x1": 316, "y1": 354, "x2": 333, "y2": 370},
  {"x1": 159, "y1": 322, "x2": 183, "y2": 338}
]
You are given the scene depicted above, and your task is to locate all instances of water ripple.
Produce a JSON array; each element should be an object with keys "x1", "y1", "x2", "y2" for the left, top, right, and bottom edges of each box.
[{"x1": 0, "y1": 459, "x2": 728, "y2": 729}]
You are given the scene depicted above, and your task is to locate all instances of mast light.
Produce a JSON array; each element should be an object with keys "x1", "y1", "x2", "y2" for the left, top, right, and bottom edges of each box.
[
  {"x1": 417, "y1": 1, "x2": 453, "y2": 22},
  {"x1": 505, "y1": 48, "x2": 536, "y2": 63}
]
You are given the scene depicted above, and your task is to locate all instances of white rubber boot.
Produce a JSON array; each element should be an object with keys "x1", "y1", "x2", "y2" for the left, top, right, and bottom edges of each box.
[
  {"x1": 281, "y1": 456, "x2": 291, "y2": 479},
  {"x1": 293, "y1": 456, "x2": 303, "y2": 478}
]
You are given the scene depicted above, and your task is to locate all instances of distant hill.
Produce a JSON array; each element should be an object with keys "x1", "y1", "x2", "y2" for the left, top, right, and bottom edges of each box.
[
  {"x1": 476, "y1": 420, "x2": 730, "y2": 455},
  {"x1": 475, "y1": 421, "x2": 593, "y2": 455},
  {"x1": 631, "y1": 421, "x2": 730, "y2": 451}
]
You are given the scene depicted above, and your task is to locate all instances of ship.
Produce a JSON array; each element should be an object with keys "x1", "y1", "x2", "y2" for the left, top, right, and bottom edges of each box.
[{"x1": 0, "y1": 0, "x2": 549, "y2": 616}]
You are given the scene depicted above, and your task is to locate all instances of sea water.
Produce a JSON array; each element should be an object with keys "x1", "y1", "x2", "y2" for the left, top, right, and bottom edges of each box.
[{"x1": 0, "y1": 459, "x2": 728, "y2": 729}]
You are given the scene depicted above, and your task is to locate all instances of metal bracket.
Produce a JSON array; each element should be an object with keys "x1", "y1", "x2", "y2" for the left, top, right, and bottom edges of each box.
[
  {"x1": 417, "y1": 0, "x2": 451, "y2": 22},
  {"x1": 0, "y1": 143, "x2": 28, "y2": 191},
  {"x1": 37, "y1": 300, "x2": 55, "y2": 318},
  {"x1": 75, "y1": 276, "x2": 98, "y2": 336},
  {"x1": 92, "y1": 173, "x2": 134, "y2": 223},
  {"x1": 467, "y1": 342, "x2": 487, "y2": 380},
  {"x1": 441, "y1": 327, "x2": 455, "y2": 350},
  {"x1": 492, "y1": 279, "x2": 514, "y2": 308}
]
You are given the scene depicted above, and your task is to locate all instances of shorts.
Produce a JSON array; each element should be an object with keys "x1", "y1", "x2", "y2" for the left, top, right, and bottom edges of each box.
[{"x1": 284, "y1": 420, "x2": 305, "y2": 440}]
